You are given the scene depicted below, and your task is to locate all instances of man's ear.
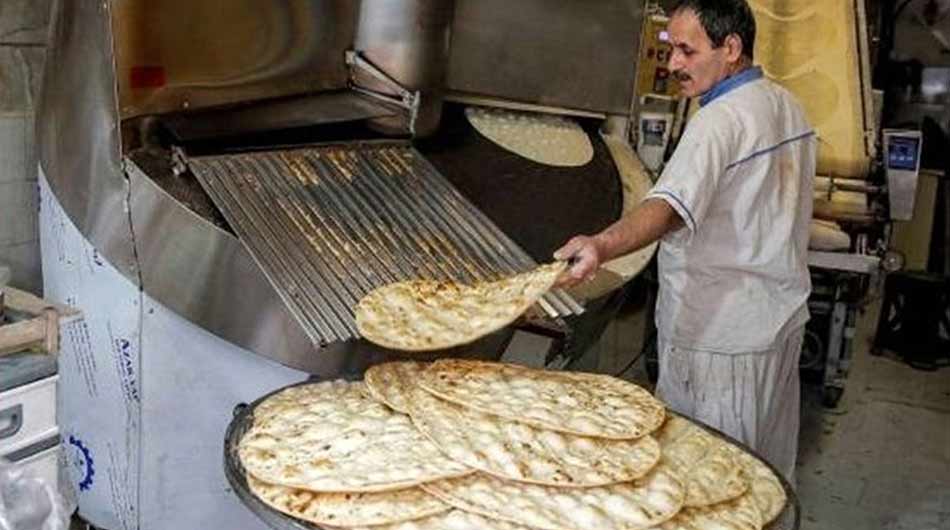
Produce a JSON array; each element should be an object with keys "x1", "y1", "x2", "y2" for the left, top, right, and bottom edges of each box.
[{"x1": 724, "y1": 33, "x2": 744, "y2": 63}]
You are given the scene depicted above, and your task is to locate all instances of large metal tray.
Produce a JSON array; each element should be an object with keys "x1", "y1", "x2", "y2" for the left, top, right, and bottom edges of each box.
[{"x1": 224, "y1": 381, "x2": 800, "y2": 530}]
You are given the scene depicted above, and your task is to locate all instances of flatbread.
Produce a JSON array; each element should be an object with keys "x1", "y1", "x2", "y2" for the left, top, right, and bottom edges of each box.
[
  {"x1": 727, "y1": 448, "x2": 787, "y2": 525},
  {"x1": 246, "y1": 475, "x2": 449, "y2": 527},
  {"x1": 397, "y1": 370, "x2": 661, "y2": 486},
  {"x1": 421, "y1": 469, "x2": 685, "y2": 530},
  {"x1": 659, "y1": 416, "x2": 787, "y2": 514},
  {"x1": 418, "y1": 359, "x2": 665, "y2": 439},
  {"x1": 238, "y1": 381, "x2": 471, "y2": 492},
  {"x1": 653, "y1": 414, "x2": 696, "y2": 447},
  {"x1": 340, "y1": 509, "x2": 536, "y2": 530},
  {"x1": 654, "y1": 490, "x2": 763, "y2": 530},
  {"x1": 660, "y1": 427, "x2": 749, "y2": 507},
  {"x1": 364, "y1": 361, "x2": 429, "y2": 413},
  {"x1": 355, "y1": 262, "x2": 566, "y2": 351},
  {"x1": 465, "y1": 106, "x2": 594, "y2": 167}
]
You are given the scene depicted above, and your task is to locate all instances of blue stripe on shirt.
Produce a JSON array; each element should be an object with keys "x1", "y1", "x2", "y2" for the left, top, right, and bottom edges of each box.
[
  {"x1": 725, "y1": 131, "x2": 816, "y2": 171},
  {"x1": 649, "y1": 130, "x2": 813, "y2": 231},
  {"x1": 648, "y1": 189, "x2": 697, "y2": 231}
]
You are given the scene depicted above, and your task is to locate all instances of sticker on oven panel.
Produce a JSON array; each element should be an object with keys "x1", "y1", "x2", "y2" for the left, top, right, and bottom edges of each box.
[
  {"x1": 111, "y1": 335, "x2": 140, "y2": 405},
  {"x1": 67, "y1": 435, "x2": 96, "y2": 491}
]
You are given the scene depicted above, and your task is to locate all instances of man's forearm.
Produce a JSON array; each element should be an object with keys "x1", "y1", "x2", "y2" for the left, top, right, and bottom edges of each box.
[{"x1": 593, "y1": 198, "x2": 684, "y2": 261}]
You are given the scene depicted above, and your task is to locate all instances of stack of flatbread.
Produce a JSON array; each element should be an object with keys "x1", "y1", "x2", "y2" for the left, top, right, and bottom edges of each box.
[{"x1": 238, "y1": 360, "x2": 788, "y2": 530}]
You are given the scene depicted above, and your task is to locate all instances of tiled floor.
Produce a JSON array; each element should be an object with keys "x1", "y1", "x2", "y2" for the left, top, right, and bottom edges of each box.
[{"x1": 794, "y1": 302, "x2": 950, "y2": 530}]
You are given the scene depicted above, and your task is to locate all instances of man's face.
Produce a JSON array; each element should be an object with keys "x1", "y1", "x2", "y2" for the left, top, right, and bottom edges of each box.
[{"x1": 668, "y1": 9, "x2": 737, "y2": 98}]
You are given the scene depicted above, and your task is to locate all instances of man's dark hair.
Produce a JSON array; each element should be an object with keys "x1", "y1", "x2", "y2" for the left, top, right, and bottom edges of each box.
[{"x1": 672, "y1": 0, "x2": 757, "y2": 61}]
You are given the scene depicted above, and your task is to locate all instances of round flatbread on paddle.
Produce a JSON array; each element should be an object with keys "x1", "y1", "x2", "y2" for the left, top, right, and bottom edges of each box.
[{"x1": 355, "y1": 262, "x2": 566, "y2": 351}]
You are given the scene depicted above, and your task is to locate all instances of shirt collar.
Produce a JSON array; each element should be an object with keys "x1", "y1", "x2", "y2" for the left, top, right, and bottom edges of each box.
[{"x1": 699, "y1": 66, "x2": 763, "y2": 107}]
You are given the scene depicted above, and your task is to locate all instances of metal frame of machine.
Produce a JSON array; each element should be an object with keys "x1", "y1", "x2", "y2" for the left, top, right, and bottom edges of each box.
[{"x1": 801, "y1": 0, "x2": 912, "y2": 408}]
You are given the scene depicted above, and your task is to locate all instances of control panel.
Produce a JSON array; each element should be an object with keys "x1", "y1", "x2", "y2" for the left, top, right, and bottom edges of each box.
[{"x1": 883, "y1": 129, "x2": 923, "y2": 221}]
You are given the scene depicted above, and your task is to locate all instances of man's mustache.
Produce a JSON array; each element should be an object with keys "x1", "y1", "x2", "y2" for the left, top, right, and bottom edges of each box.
[{"x1": 673, "y1": 70, "x2": 691, "y2": 82}]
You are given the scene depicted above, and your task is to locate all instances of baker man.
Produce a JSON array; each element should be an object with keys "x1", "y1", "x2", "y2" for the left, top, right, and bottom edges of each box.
[{"x1": 555, "y1": 0, "x2": 814, "y2": 482}]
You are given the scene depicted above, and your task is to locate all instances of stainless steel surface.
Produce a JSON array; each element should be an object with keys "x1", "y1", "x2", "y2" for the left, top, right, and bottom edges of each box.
[
  {"x1": 161, "y1": 92, "x2": 400, "y2": 142},
  {"x1": 112, "y1": 0, "x2": 358, "y2": 119},
  {"x1": 37, "y1": 0, "x2": 328, "y2": 372},
  {"x1": 37, "y1": 0, "x2": 138, "y2": 276},
  {"x1": 355, "y1": 0, "x2": 455, "y2": 137},
  {"x1": 808, "y1": 251, "x2": 881, "y2": 274},
  {"x1": 447, "y1": 0, "x2": 645, "y2": 115},
  {"x1": 887, "y1": 171, "x2": 920, "y2": 222},
  {"x1": 188, "y1": 142, "x2": 583, "y2": 346},
  {"x1": 444, "y1": 93, "x2": 606, "y2": 119},
  {"x1": 824, "y1": 296, "x2": 848, "y2": 401},
  {"x1": 345, "y1": 51, "x2": 423, "y2": 134},
  {"x1": 224, "y1": 387, "x2": 799, "y2": 530},
  {"x1": 124, "y1": 161, "x2": 322, "y2": 372}
]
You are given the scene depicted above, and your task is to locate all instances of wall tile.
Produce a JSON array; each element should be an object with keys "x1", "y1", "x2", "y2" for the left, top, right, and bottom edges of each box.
[
  {"x1": 0, "y1": 113, "x2": 27, "y2": 184},
  {"x1": 0, "y1": 239, "x2": 40, "y2": 294},
  {"x1": 19, "y1": 47, "x2": 45, "y2": 108},
  {"x1": 0, "y1": 47, "x2": 30, "y2": 112},
  {"x1": 0, "y1": 0, "x2": 51, "y2": 45},
  {"x1": 0, "y1": 47, "x2": 45, "y2": 112},
  {"x1": 0, "y1": 179, "x2": 38, "y2": 245}
]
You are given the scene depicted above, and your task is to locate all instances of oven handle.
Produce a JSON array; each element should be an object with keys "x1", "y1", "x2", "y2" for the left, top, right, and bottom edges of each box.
[{"x1": 0, "y1": 404, "x2": 23, "y2": 440}]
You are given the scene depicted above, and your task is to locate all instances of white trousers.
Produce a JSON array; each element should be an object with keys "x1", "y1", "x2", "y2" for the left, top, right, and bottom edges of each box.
[{"x1": 655, "y1": 326, "x2": 804, "y2": 484}]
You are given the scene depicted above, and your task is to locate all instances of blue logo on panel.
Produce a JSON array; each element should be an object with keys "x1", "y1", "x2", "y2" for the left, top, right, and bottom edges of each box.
[{"x1": 67, "y1": 435, "x2": 95, "y2": 491}]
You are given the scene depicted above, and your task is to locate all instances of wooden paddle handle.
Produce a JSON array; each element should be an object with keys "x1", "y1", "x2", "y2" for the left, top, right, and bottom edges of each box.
[{"x1": 0, "y1": 286, "x2": 63, "y2": 357}]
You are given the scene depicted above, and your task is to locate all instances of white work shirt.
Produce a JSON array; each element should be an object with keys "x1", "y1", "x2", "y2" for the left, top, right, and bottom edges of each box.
[{"x1": 645, "y1": 67, "x2": 815, "y2": 354}]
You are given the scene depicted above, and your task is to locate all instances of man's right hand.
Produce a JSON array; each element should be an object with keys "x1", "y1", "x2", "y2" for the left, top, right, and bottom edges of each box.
[
  {"x1": 553, "y1": 235, "x2": 604, "y2": 288},
  {"x1": 551, "y1": 198, "x2": 681, "y2": 288}
]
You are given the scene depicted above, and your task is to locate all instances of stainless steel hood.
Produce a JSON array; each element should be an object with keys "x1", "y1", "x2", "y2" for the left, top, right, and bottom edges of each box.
[{"x1": 447, "y1": 0, "x2": 645, "y2": 115}]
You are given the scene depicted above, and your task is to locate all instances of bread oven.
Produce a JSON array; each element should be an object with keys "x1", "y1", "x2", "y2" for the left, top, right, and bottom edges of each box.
[{"x1": 37, "y1": 1, "x2": 658, "y2": 527}]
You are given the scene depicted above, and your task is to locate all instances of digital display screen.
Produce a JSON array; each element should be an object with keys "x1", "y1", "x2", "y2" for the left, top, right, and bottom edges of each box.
[{"x1": 887, "y1": 136, "x2": 920, "y2": 171}]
